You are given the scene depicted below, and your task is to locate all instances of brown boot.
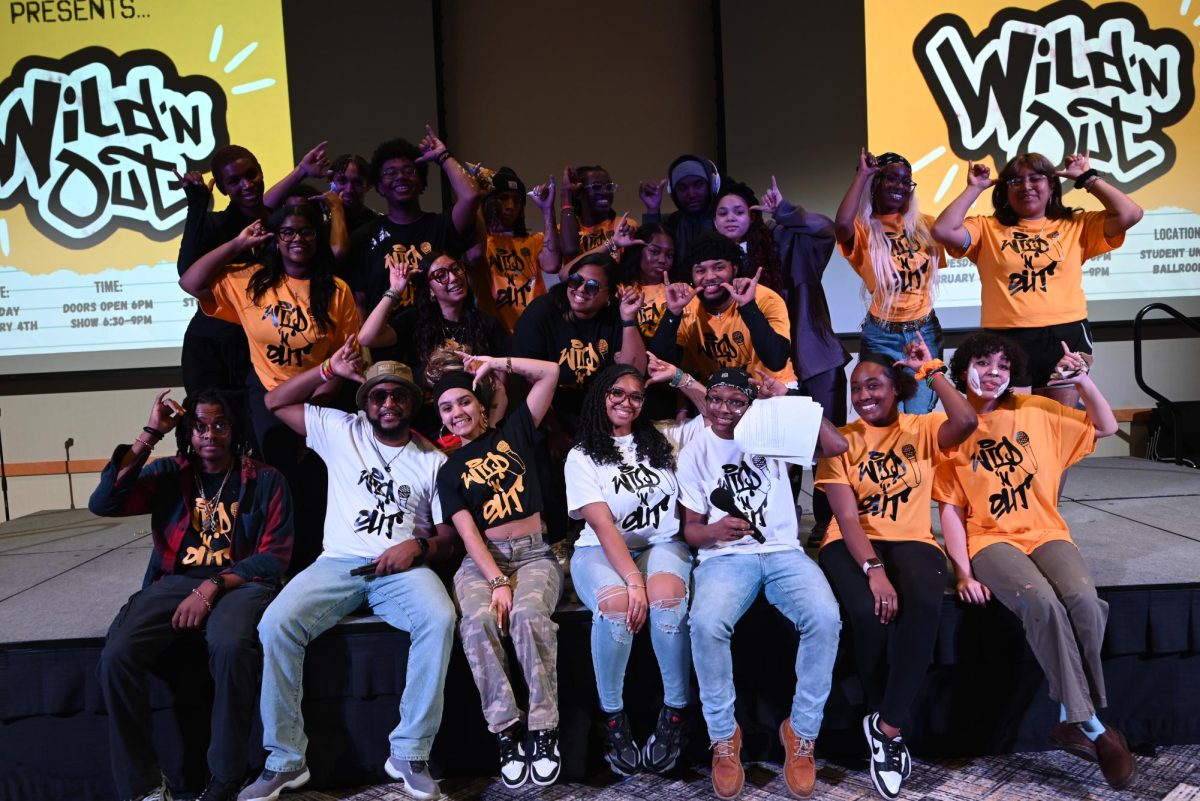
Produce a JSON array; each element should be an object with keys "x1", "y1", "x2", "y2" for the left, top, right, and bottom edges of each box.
[
  {"x1": 778, "y1": 720, "x2": 816, "y2": 799},
  {"x1": 710, "y1": 725, "x2": 745, "y2": 800},
  {"x1": 1048, "y1": 721, "x2": 1097, "y2": 762},
  {"x1": 1094, "y1": 727, "x2": 1136, "y2": 790}
]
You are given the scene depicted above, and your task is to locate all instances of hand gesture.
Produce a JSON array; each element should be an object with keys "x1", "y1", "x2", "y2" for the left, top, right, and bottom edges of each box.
[
  {"x1": 384, "y1": 252, "x2": 418, "y2": 294},
  {"x1": 751, "y1": 175, "x2": 783, "y2": 215},
  {"x1": 612, "y1": 212, "x2": 646, "y2": 249},
  {"x1": 374, "y1": 539, "x2": 420, "y2": 576},
  {"x1": 298, "y1": 140, "x2": 331, "y2": 178},
  {"x1": 626, "y1": 581, "x2": 648, "y2": 634},
  {"x1": 722, "y1": 266, "x2": 762, "y2": 306},
  {"x1": 1047, "y1": 341, "x2": 1091, "y2": 385},
  {"x1": 330, "y1": 335, "x2": 365, "y2": 383},
  {"x1": 867, "y1": 568, "x2": 899, "y2": 624},
  {"x1": 617, "y1": 284, "x2": 644, "y2": 322},
  {"x1": 415, "y1": 124, "x2": 448, "y2": 165},
  {"x1": 1055, "y1": 150, "x2": 1091, "y2": 181},
  {"x1": 171, "y1": 591, "x2": 211, "y2": 629},
  {"x1": 639, "y1": 178, "x2": 667, "y2": 214},
  {"x1": 562, "y1": 165, "x2": 580, "y2": 199},
  {"x1": 712, "y1": 515, "x2": 754, "y2": 544},
  {"x1": 173, "y1": 167, "x2": 214, "y2": 202},
  {"x1": 528, "y1": 176, "x2": 555, "y2": 211},
  {"x1": 233, "y1": 219, "x2": 272, "y2": 252},
  {"x1": 309, "y1": 189, "x2": 343, "y2": 210},
  {"x1": 146, "y1": 388, "x2": 186, "y2": 436},
  {"x1": 456, "y1": 351, "x2": 495, "y2": 391},
  {"x1": 752, "y1": 368, "x2": 788, "y2": 399},
  {"x1": 858, "y1": 148, "x2": 880, "y2": 177},
  {"x1": 956, "y1": 574, "x2": 992, "y2": 605},
  {"x1": 664, "y1": 282, "x2": 698, "y2": 316},
  {"x1": 645, "y1": 353, "x2": 678, "y2": 386},
  {"x1": 966, "y1": 162, "x2": 995, "y2": 189},
  {"x1": 490, "y1": 582, "x2": 513, "y2": 635},
  {"x1": 893, "y1": 330, "x2": 933, "y2": 372}
]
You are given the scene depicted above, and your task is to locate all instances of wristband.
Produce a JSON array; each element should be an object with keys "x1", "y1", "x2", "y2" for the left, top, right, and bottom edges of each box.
[
  {"x1": 669, "y1": 367, "x2": 685, "y2": 388},
  {"x1": 319, "y1": 358, "x2": 333, "y2": 382},
  {"x1": 561, "y1": 204, "x2": 576, "y2": 213},
  {"x1": 383, "y1": 289, "x2": 402, "y2": 305},
  {"x1": 621, "y1": 318, "x2": 639, "y2": 328},
  {"x1": 1073, "y1": 168, "x2": 1099, "y2": 189},
  {"x1": 913, "y1": 358, "x2": 946, "y2": 381},
  {"x1": 488, "y1": 574, "x2": 511, "y2": 591},
  {"x1": 506, "y1": 356, "x2": 513, "y2": 374},
  {"x1": 680, "y1": 374, "x2": 695, "y2": 390},
  {"x1": 208, "y1": 574, "x2": 226, "y2": 595},
  {"x1": 143, "y1": 426, "x2": 165, "y2": 440},
  {"x1": 434, "y1": 151, "x2": 451, "y2": 166},
  {"x1": 135, "y1": 436, "x2": 156, "y2": 450}
]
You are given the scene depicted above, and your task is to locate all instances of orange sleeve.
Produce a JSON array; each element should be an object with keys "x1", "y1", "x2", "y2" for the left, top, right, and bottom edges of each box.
[
  {"x1": 1050, "y1": 397, "x2": 1097, "y2": 468},
  {"x1": 931, "y1": 460, "x2": 967, "y2": 507},
  {"x1": 199, "y1": 267, "x2": 252, "y2": 324},
  {"x1": 837, "y1": 217, "x2": 870, "y2": 277},
  {"x1": 1079, "y1": 210, "x2": 1125, "y2": 260},
  {"x1": 949, "y1": 215, "x2": 986, "y2": 261},
  {"x1": 814, "y1": 449, "x2": 851, "y2": 488}
]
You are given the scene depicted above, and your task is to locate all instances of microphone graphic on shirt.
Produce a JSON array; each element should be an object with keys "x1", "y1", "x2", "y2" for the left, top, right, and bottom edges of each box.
[
  {"x1": 1014, "y1": 431, "x2": 1039, "y2": 470},
  {"x1": 900, "y1": 444, "x2": 921, "y2": 484},
  {"x1": 710, "y1": 487, "x2": 766, "y2": 544},
  {"x1": 397, "y1": 485, "x2": 411, "y2": 509}
]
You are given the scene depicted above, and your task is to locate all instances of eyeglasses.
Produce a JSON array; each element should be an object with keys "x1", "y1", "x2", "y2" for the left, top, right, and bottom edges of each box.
[
  {"x1": 277, "y1": 227, "x2": 317, "y2": 242},
  {"x1": 380, "y1": 165, "x2": 419, "y2": 181},
  {"x1": 705, "y1": 394, "x2": 750, "y2": 412},
  {"x1": 585, "y1": 181, "x2": 617, "y2": 193},
  {"x1": 368, "y1": 388, "x2": 411, "y2": 406},
  {"x1": 606, "y1": 387, "x2": 646, "y2": 406},
  {"x1": 430, "y1": 263, "x2": 466, "y2": 284},
  {"x1": 192, "y1": 419, "x2": 231, "y2": 436},
  {"x1": 877, "y1": 174, "x2": 917, "y2": 190},
  {"x1": 567, "y1": 274, "x2": 605, "y2": 296},
  {"x1": 1005, "y1": 173, "x2": 1049, "y2": 188}
]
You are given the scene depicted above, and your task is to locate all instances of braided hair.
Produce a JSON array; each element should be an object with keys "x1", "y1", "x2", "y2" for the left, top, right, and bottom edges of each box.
[
  {"x1": 573, "y1": 364, "x2": 676, "y2": 471},
  {"x1": 247, "y1": 202, "x2": 339, "y2": 333}
]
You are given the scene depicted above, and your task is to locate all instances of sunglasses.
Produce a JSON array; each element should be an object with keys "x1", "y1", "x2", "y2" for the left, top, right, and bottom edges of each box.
[
  {"x1": 567, "y1": 274, "x2": 605, "y2": 296},
  {"x1": 277, "y1": 227, "x2": 318, "y2": 242},
  {"x1": 585, "y1": 181, "x2": 618, "y2": 193},
  {"x1": 368, "y1": 388, "x2": 412, "y2": 406},
  {"x1": 606, "y1": 387, "x2": 646, "y2": 406}
]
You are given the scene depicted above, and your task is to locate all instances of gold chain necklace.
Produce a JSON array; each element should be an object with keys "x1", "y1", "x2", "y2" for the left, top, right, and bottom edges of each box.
[{"x1": 194, "y1": 464, "x2": 235, "y2": 536}]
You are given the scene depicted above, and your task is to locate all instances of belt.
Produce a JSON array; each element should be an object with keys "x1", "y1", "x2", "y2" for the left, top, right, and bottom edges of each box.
[{"x1": 866, "y1": 311, "x2": 935, "y2": 333}]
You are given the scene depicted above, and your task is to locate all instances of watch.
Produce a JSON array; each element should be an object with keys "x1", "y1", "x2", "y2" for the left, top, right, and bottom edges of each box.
[
  {"x1": 862, "y1": 558, "x2": 884, "y2": 575},
  {"x1": 208, "y1": 574, "x2": 226, "y2": 594},
  {"x1": 411, "y1": 537, "x2": 430, "y2": 568}
]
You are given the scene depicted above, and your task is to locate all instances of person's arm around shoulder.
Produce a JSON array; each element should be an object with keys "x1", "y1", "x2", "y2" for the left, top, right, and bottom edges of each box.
[{"x1": 264, "y1": 335, "x2": 366, "y2": 436}]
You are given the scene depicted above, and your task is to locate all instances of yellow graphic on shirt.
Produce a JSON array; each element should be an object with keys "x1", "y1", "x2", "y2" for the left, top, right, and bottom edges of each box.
[
  {"x1": 559, "y1": 338, "x2": 609, "y2": 384},
  {"x1": 186, "y1": 497, "x2": 237, "y2": 567},
  {"x1": 461, "y1": 440, "x2": 528, "y2": 526}
]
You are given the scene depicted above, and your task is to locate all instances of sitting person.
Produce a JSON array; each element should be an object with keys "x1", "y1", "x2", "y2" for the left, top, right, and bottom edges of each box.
[
  {"x1": 934, "y1": 333, "x2": 1132, "y2": 791},
  {"x1": 92, "y1": 389, "x2": 294, "y2": 801}
]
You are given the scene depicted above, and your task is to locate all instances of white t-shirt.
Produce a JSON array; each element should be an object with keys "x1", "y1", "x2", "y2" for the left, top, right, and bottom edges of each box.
[
  {"x1": 567, "y1": 416, "x2": 705, "y2": 550},
  {"x1": 676, "y1": 426, "x2": 800, "y2": 561},
  {"x1": 305, "y1": 405, "x2": 445, "y2": 560}
]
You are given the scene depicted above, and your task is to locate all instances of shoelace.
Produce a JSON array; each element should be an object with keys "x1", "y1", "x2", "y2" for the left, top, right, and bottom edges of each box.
[
  {"x1": 792, "y1": 737, "x2": 816, "y2": 759},
  {"x1": 880, "y1": 737, "x2": 904, "y2": 772},
  {"x1": 711, "y1": 738, "x2": 737, "y2": 758},
  {"x1": 409, "y1": 760, "x2": 429, "y2": 773},
  {"x1": 497, "y1": 733, "x2": 522, "y2": 761},
  {"x1": 533, "y1": 731, "x2": 558, "y2": 758},
  {"x1": 657, "y1": 713, "x2": 684, "y2": 746}
]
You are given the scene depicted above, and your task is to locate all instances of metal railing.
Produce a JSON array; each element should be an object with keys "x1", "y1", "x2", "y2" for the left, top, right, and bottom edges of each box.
[{"x1": 1133, "y1": 303, "x2": 1200, "y2": 465}]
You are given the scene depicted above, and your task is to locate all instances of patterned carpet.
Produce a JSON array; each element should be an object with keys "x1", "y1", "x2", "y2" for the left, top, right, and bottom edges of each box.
[{"x1": 288, "y1": 744, "x2": 1200, "y2": 800}]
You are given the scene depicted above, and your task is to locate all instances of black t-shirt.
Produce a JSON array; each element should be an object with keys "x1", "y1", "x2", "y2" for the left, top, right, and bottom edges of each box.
[
  {"x1": 175, "y1": 467, "x2": 241, "y2": 577},
  {"x1": 350, "y1": 210, "x2": 464, "y2": 310},
  {"x1": 437, "y1": 403, "x2": 543, "y2": 534},
  {"x1": 345, "y1": 204, "x2": 382, "y2": 236},
  {"x1": 510, "y1": 291, "x2": 624, "y2": 433}
]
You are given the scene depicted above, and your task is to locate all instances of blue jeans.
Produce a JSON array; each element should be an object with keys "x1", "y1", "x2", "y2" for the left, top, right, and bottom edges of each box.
[
  {"x1": 689, "y1": 550, "x2": 841, "y2": 741},
  {"x1": 860, "y1": 313, "x2": 944, "y2": 414},
  {"x1": 256, "y1": 555, "x2": 456, "y2": 768},
  {"x1": 571, "y1": 540, "x2": 694, "y2": 713}
]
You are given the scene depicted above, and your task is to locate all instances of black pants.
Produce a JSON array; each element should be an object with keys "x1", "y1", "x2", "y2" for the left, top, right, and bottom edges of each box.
[
  {"x1": 819, "y1": 539, "x2": 945, "y2": 731},
  {"x1": 180, "y1": 319, "x2": 250, "y2": 401},
  {"x1": 98, "y1": 574, "x2": 274, "y2": 797},
  {"x1": 799, "y1": 364, "x2": 848, "y2": 526}
]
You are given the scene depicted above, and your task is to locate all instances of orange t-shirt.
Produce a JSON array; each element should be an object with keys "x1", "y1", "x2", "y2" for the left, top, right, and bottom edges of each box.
[
  {"x1": 202, "y1": 266, "x2": 360, "y2": 390},
  {"x1": 475, "y1": 232, "x2": 548, "y2": 334},
  {"x1": 951, "y1": 211, "x2": 1123, "y2": 328},
  {"x1": 839, "y1": 213, "x2": 944, "y2": 322},
  {"x1": 932, "y1": 393, "x2": 1096, "y2": 559},
  {"x1": 577, "y1": 218, "x2": 619, "y2": 254},
  {"x1": 675, "y1": 286, "x2": 797, "y2": 384},
  {"x1": 815, "y1": 413, "x2": 948, "y2": 548},
  {"x1": 619, "y1": 281, "x2": 668, "y2": 339}
]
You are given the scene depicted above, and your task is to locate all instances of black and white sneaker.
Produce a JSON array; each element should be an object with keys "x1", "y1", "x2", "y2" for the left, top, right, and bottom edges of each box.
[
  {"x1": 601, "y1": 710, "x2": 642, "y2": 776},
  {"x1": 496, "y1": 725, "x2": 529, "y2": 789},
  {"x1": 528, "y1": 727, "x2": 562, "y2": 786},
  {"x1": 642, "y1": 705, "x2": 687, "y2": 773},
  {"x1": 863, "y1": 712, "x2": 907, "y2": 800}
]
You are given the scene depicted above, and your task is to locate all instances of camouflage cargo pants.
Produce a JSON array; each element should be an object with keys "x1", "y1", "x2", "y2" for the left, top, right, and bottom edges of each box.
[{"x1": 453, "y1": 532, "x2": 563, "y2": 733}]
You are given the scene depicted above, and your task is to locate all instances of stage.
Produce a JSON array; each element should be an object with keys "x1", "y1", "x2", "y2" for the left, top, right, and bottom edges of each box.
[{"x1": 2, "y1": 456, "x2": 1199, "y2": 799}]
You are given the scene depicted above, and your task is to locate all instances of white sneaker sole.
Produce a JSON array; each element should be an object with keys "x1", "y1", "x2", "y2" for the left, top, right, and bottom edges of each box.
[
  {"x1": 383, "y1": 760, "x2": 441, "y2": 800},
  {"x1": 239, "y1": 768, "x2": 310, "y2": 801}
]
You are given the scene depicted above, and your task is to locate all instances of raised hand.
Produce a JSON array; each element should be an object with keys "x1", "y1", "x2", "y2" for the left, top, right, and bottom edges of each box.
[
  {"x1": 330, "y1": 334, "x2": 365, "y2": 382},
  {"x1": 562, "y1": 165, "x2": 580, "y2": 199},
  {"x1": 645, "y1": 352, "x2": 678, "y2": 386},
  {"x1": 415, "y1": 124, "x2": 448, "y2": 164},
  {"x1": 146, "y1": 388, "x2": 186, "y2": 436},
  {"x1": 612, "y1": 212, "x2": 646, "y2": 249},
  {"x1": 1048, "y1": 340, "x2": 1092, "y2": 384},
  {"x1": 309, "y1": 189, "x2": 343, "y2": 210},
  {"x1": 384, "y1": 252, "x2": 418, "y2": 293},
  {"x1": 639, "y1": 178, "x2": 668, "y2": 214},
  {"x1": 858, "y1": 147, "x2": 880, "y2": 176},
  {"x1": 455, "y1": 350, "x2": 494, "y2": 390},
  {"x1": 722, "y1": 266, "x2": 762, "y2": 306},
  {"x1": 617, "y1": 284, "x2": 644, "y2": 322},
  {"x1": 173, "y1": 167, "x2": 215, "y2": 201},
  {"x1": 967, "y1": 162, "x2": 995, "y2": 189},
  {"x1": 752, "y1": 368, "x2": 787, "y2": 399},
  {"x1": 233, "y1": 219, "x2": 272, "y2": 252},
  {"x1": 299, "y1": 140, "x2": 331, "y2": 178},
  {"x1": 528, "y1": 176, "x2": 555, "y2": 211},
  {"x1": 751, "y1": 175, "x2": 783, "y2": 215},
  {"x1": 664, "y1": 282, "x2": 698, "y2": 316},
  {"x1": 1055, "y1": 150, "x2": 1091, "y2": 181},
  {"x1": 894, "y1": 330, "x2": 933, "y2": 371}
]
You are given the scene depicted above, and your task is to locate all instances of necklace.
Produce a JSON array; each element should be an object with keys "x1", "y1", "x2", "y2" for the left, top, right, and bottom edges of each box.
[
  {"x1": 195, "y1": 464, "x2": 234, "y2": 536},
  {"x1": 369, "y1": 436, "x2": 406, "y2": 474}
]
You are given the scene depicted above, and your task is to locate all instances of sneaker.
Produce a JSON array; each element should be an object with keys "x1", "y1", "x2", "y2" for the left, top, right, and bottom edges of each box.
[
  {"x1": 384, "y1": 757, "x2": 441, "y2": 800},
  {"x1": 196, "y1": 777, "x2": 241, "y2": 801},
  {"x1": 236, "y1": 766, "x2": 310, "y2": 801},
  {"x1": 496, "y1": 725, "x2": 529, "y2": 789},
  {"x1": 863, "y1": 713, "x2": 906, "y2": 800},
  {"x1": 643, "y1": 705, "x2": 688, "y2": 773},
  {"x1": 779, "y1": 720, "x2": 817, "y2": 799},
  {"x1": 601, "y1": 710, "x2": 642, "y2": 776},
  {"x1": 710, "y1": 725, "x2": 744, "y2": 800},
  {"x1": 1049, "y1": 721, "x2": 1098, "y2": 763},
  {"x1": 131, "y1": 779, "x2": 172, "y2": 801},
  {"x1": 528, "y1": 727, "x2": 562, "y2": 786}
]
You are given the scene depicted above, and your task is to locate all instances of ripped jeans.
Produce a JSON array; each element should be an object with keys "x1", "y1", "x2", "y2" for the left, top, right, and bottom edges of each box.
[{"x1": 571, "y1": 539, "x2": 693, "y2": 713}]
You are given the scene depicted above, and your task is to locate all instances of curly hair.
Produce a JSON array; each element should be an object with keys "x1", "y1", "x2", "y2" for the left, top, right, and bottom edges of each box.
[
  {"x1": 618, "y1": 223, "x2": 672, "y2": 284},
  {"x1": 715, "y1": 181, "x2": 785, "y2": 293},
  {"x1": 569, "y1": 164, "x2": 617, "y2": 221},
  {"x1": 209, "y1": 145, "x2": 259, "y2": 194},
  {"x1": 550, "y1": 252, "x2": 620, "y2": 319},
  {"x1": 175, "y1": 388, "x2": 244, "y2": 459},
  {"x1": 948, "y1": 333, "x2": 1029, "y2": 397},
  {"x1": 991, "y1": 153, "x2": 1080, "y2": 226},
  {"x1": 368, "y1": 138, "x2": 428, "y2": 188},
  {"x1": 573, "y1": 364, "x2": 676, "y2": 471},
  {"x1": 248, "y1": 202, "x2": 339, "y2": 333},
  {"x1": 412, "y1": 252, "x2": 497, "y2": 384},
  {"x1": 854, "y1": 353, "x2": 918, "y2": 402},
  {"x1": 483, "y1": 192, "x2": 529, "y2": 237}
]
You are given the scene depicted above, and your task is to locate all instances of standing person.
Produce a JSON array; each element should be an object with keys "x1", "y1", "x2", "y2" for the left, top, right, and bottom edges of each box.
[
  {"x1": 92, "y1": 389, "x2": 293, "y2": 801},
  {"x1": 351, "y1": 126, "x2": 483, "y2": 316},
  {"x1": 470, "y1": 168, "x2": 562, "y2": 334},
  {"x1": 560, "y1": 164, "x2": 620, "y2": 261},
  {"x1": 934, "y1": 333, "x2": 1133, "y2": 791},
  {"x1": 930, "y1": 152, "x2": 1142, "y2": 406},
  {"x1": 711, "y1": 179, "x2": 786, "y2": 293},
  {"x1": 814, "y1": 337, "x2": 977, "y2": 800},
  {"x1": 835, "y1": 150, "x2": 947, "y2": 414},
  {"x1": 433, "y1": 354, "x2": 564, "y2": 788},
  {"x1": 328, "y1": 154, "x2": 380, "y2": 235},
  {"x1": 678, "y1": 368, "x2": 847, "y2": 800},
  {"x1": 566, "y1": 359, "x2": 708, "y2": 776},
  {"x1": 639, "y1": 154, "x2": 720, "y2": 276},
  {"x1": 239, "y1": 345, "x2": 458, "y2": 801}
]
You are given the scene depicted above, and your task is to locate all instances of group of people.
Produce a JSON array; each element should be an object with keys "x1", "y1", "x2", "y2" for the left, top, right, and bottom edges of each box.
[{"x1": 90, "y1": 127, "x2": 1144, "y2": 801}]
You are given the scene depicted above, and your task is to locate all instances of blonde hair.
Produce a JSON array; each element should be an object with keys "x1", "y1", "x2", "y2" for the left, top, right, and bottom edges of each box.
[{"x1": 857, "y1": 189, "x2": 939, "y2": 320}]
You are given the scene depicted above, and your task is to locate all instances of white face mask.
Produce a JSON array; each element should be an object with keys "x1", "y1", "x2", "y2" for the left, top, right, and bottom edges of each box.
[{"x1": 967, "y1": 365, "x2": 1009, "y2": 398}]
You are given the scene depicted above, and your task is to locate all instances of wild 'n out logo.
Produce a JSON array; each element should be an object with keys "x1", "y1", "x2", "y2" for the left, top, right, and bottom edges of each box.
[
  {"x1": 914, "y1": 1, "x2": 1193, "y2": 191},
  {"x1": 0, "y1": 47, "x2": 229, "y2": 248}
]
